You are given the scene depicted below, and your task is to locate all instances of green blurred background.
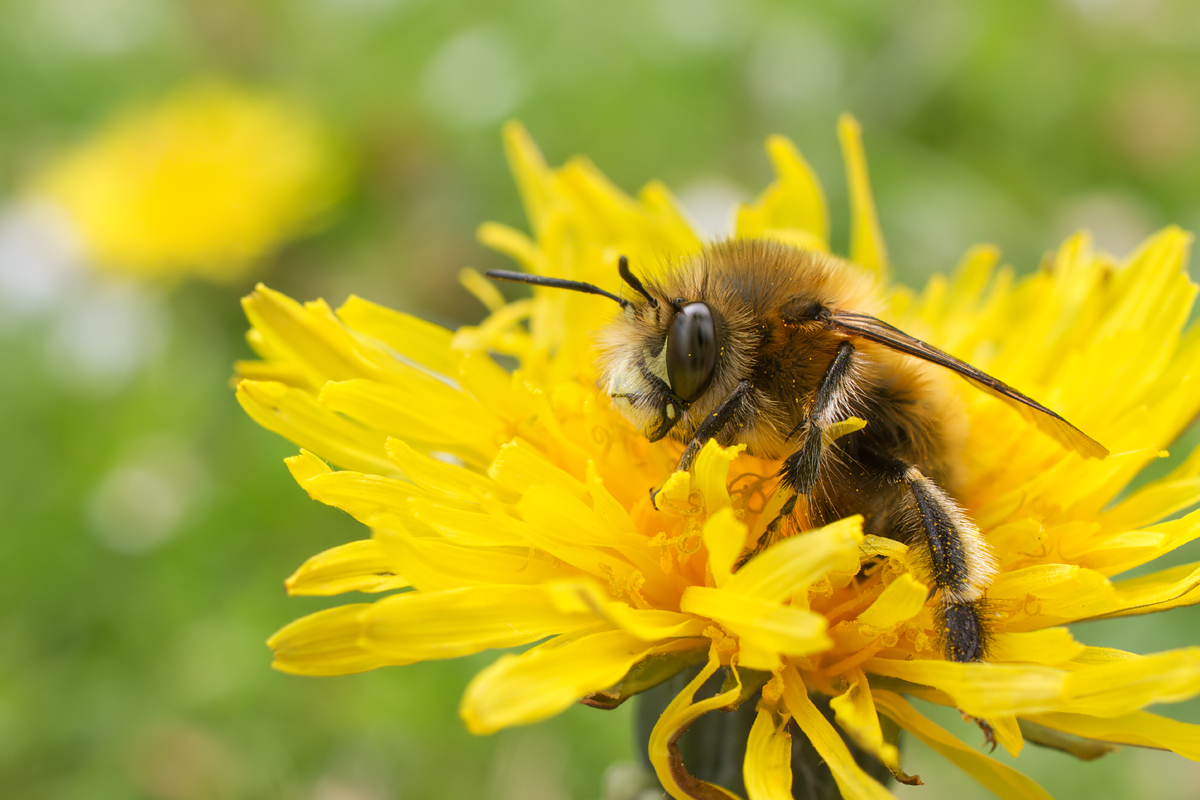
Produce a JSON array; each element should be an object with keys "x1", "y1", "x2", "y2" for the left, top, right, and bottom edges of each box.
[{"x1": 3, "y1": 0, "x2": 1200, "y2": 798}]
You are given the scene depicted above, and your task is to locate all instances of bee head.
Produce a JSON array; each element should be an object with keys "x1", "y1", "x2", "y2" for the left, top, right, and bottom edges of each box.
[
  {"x1": 485, "y1": 258, "x2": 726, "y2": 443},
  {"x1": 597, "y1": 265, "x2": 728, "y2": 443}
]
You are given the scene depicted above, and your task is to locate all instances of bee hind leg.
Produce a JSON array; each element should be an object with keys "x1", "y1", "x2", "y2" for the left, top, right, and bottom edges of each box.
[{"x1": 894, "y1": 460, "x2": 998, "y2": 746}]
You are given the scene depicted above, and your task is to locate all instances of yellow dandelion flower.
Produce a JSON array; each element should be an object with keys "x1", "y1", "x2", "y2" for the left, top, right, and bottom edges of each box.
[
  {"x1": 236, "y1": 116, "x2": 1200, "y2": 800},
  {"x1": 32, "y1": 80, "x2": 345, "y2": 282}
]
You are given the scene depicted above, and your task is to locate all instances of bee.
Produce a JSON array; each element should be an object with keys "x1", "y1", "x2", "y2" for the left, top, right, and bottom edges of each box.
[{"x1": 487, "y1": 239, "x2": 1107, "y2": 675}]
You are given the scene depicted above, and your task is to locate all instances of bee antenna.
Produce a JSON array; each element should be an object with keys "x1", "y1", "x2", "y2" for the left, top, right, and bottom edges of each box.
[
  {"x1": 485, "y1": 270, "x2": 632, "y2": 309},
  {"x1": 618, "y1": 255, "x2": 658, "y2": 307}
]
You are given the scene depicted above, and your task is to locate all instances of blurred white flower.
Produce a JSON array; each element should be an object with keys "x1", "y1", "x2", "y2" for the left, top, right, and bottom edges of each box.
[
  {"x1": 420, "y1": 28, "x2": 524, "y2": 128},
  {"x1": 88, "y1": 434, "x2": 209, "y2": 554},
  {"x1": 46, "y1": 280, "x2": 170, "y2": 394},
  {"x1": 0, "y1": 201, "x2": 83, "y2": 323}
]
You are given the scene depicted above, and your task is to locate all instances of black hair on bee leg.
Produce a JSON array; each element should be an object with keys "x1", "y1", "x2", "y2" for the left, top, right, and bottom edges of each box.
[
  {"x1": 673, "y1": 379, "x2": 752, "y2": 473},
  {"x1": 939, "y1": 597, "x2": 988, "y2": 663},
  {"x1": 779, "y1": 341, "x2": 856, "y2": 495},
  {"x1": 780, "y1": 432, "x2": 824, "y2": 494},
  {"x1": 895, "y1": 466, "x2": 996, "y2": 627}
]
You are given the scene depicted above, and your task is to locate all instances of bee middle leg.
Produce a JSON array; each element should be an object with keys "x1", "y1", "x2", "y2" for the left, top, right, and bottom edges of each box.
[{"x1": 735, "y1": 341, "x2": 856, "y2": 568}]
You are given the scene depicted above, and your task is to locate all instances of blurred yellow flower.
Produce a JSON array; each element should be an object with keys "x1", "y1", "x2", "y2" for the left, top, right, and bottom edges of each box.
[
  {"x1": 33, "y1": 80, "x2": 345, "y2": 282},
  {"x1": 236, "y1": 118, "x2": 1200, "y2": 799}
]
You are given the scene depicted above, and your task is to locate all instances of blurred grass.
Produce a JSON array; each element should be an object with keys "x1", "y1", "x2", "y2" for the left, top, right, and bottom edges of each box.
[{"x1": 1, "y1": 0, "x2": 1199, "y2": 797}]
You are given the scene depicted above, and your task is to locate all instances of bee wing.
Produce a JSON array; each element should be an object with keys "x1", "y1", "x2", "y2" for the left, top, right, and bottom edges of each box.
[{"x1": 827, "y1": 310, "x2": 1108, "y2": 459}]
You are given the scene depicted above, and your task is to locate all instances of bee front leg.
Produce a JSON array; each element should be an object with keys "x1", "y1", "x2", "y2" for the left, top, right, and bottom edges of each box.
[
  {"x1": 736, "y1": 341, "x2": 856, "y2": 569},
  {"x1": 650, "y1": 380, "x2": 753, "y2": 507},
  {"x1": 673, "y1": 379, "x2": 754, "y2": 472}
]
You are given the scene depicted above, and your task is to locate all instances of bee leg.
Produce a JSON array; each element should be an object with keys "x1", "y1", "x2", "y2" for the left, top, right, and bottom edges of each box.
[
  {"x1": 781, "y1": 340, "x2": 856, "y2": 491},
  {"x1": 894, "y1": 464, "x2": 995, "y2": 659},
  {"x1": 733, "y1": 493, "x2": 798, "y2": 570},
  {"x1": 650, "y1": 380, "x2": 753, "y2": 508},
  {"x1": 736, "y1": 342, "x2": 856, "y2": 567},
  {"x1": 894, "y1": 461, "x2": 998, "y2": 745}
]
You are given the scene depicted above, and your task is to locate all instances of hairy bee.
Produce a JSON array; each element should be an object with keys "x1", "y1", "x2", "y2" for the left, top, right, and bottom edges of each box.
[{"x1": 487, "y1": 239, "x2": 1106, "y2": 673}]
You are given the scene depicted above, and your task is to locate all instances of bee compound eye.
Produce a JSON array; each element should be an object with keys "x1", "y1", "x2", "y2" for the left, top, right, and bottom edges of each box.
[{"x1": 665, "y1": 302, "x2": 717, "y2": 403}]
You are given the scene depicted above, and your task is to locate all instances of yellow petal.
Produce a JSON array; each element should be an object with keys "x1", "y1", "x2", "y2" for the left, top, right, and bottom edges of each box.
[
  {"x1": 242, "y1": 285, "x2": 373, "y2": 387},
  {"x1": 828, "y1": 669, "x2": 900, "y2": 769},
  {"x1": 863, "y1": 658, "x2": 1068, "y2": 718},
  {"x1": 735, "y1": 134, "x2": 828, "y2": 247},
  {"x1": 285, "y1": 538, "x2": 408, "y2": 596},
  {"x1": 755, "y1": 227, "x2": 829, "y2": 253},
  {"x1": 654, "y1": 469, "x2": 693, "y2": 511},
  {"x1": 724, "y1": 516, "x2": 863, "y2": 602},
  {"x1": 489, "y1": 438, "x2": 588, "y2": 499},
  {"x1": 1025, "y1": 709, "x2": 1200, "y2": 760},
  {"x1": 457, "y1": 350, "x2": 522, "y2": 418},
  {"x1": 459, "y1": 267, "x2": 507, "y2": 313},
  {"x1": 517, "y1": 484, "x2": 643, "y2": 547},
  {"x1": 744, "y1": 706, "x2": 793, "y2": 800},
  {"x1": 557, "y1": 157, "x2": 642, "y2": 238},
  {"x1": 586, "y1": 461, "x2": 638, "y2": 537},
  {"x1": 543, "y1": 580, "x2": 707, "y2": 640},
  {"x1": 738, "y1": 642, "x2": 784, "y2": 673},
  {"x1": 298, "y1": 468, "x2": 425, "y2": 527},
  {"x1": 1102, "y1": 560, "x2": 1200, "y2": 618},
  {"x1": 1100, "y1": 477, "x2": 1200, "y2": 532},
  {"x1": 856, "y1": 574, "x2": 928, "y2": 629},
  {"x1": 872, "y1": 691, "x2": 1054, "y2": 800},
  {"x1": 944, "y1": 244, "x2": 1003, "y2": 324},
  {"x1": 500, "y1": 121, "x2": 553, "y2": 228},
  {"x1": 320, "y1": 378, "x2": 502, "y2": 458},
  {"x1": 268, "y1": 604, "x2": 393, "y2": 676},
  {"x1": 1076, "y1": 508, "x2": 1200, "y2": 578},
  {"x1": 647, "y1": 646, "x2": 746, "y2": 800},
  {"x1": 374, "y1": 522, "x2": 576, "y2": 591},
  {"x1": 838, "y1": 114, "x2": 888, "y2": 280},
  {"x1": 335, "y1": 294, "x2": 460, "y2": 378},
  {"x1": 867, "y1": 647, "x2": 1200, "y2": 719},
  {"x1": 987, "y1": 563, "x2": 1120, "y2": 629},
  {"x1": 989, "y1": 714, "x2": 1025, "y2": 758},
  {"x1": 779, "y1": 666, "x2": 893, "y2": 800},
  {"x1": 693, "y1": 439, "x2": 746, "y2": 512},
  {"x1": 462, "y1": 630, "x2": 702, "y2": 735},
  {"x1": 1063, "y1": 647, "x2": 1200, "y2": 717},
  {"x1": 363, "y1": 586, "x2": 594, "y2": 660},
  {"x1": 387, "y1": 438, "x2": 502, "y2": 501},
  {"x1": 987, "y1": 628, "x2": 1086, "y2": 666},
  {"x1": 234, "y1": 358, "x2": 308, "y2": 387},
  {"x1": 284, "y1": 449, "x2": 330, "y2": 482},
  {"x1": 681, "y1": 586, "x2": 830, "y2": 655},
  {"x1": 859, "y1": 535, "x2": 911, "y2": 564},
  {"x1": 703, "y1": 507, "x2": 748, "y2": 588},
  {"x1": 823, "y1": 416, "x2": 867, "y2": 447},
  {"x1": 403, "y1": 497, "x2": 530, "y2": 547},
  {"x1": 477, "y1": 221, "x2": 547, "y2": 274},
  {"x1": 236, "y1": 380, "x2": 395, "y2": 476},
  {"x1": 637, "y1": 181, "x2": 704, "y2": 254},
  {"x1": 450, "y1": 296, "x2": 536, "y2": 356}
]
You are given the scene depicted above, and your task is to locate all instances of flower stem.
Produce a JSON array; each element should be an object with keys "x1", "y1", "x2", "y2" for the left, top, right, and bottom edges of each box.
[{"x1": 634, "y1": 665, "x2": 892, "y2": 799}]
